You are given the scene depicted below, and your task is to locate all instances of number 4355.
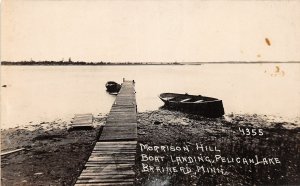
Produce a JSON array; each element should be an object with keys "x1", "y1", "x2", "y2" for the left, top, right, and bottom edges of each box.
[{"x1": 238, "y1": 127, "x2": 263, "y2": 136}]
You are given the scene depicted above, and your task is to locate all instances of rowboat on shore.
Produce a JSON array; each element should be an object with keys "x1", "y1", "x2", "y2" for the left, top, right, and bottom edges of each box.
[
  {"x1": 159, "y1": 93, "x2": 225, "y2": 118},
  {"x1": 105, "y1": 81, "x2": 121, "y2": 93}
]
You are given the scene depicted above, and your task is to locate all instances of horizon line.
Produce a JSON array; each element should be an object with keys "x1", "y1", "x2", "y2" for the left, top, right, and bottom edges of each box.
[{"x1": 1, "y1": 61, "x2": 300, "y2": 65}]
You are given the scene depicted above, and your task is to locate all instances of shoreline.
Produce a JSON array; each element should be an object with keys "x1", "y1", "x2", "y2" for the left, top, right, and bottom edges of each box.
[
  {"x1": 1, "y1": 111, "x2": 299, "y2": 131},
  {"x1": 1, "y1": 110, "x2": 300, "y2": 185}
]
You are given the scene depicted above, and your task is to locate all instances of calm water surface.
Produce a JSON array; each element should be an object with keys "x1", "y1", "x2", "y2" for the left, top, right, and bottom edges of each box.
[{"x1": 1, "y1": 64, "x2": 300, "y2": 128}]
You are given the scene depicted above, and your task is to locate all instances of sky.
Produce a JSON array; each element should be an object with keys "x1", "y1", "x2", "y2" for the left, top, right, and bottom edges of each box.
[{"x1": 1, "y1": 0, "x2": 300, "y2": 62}]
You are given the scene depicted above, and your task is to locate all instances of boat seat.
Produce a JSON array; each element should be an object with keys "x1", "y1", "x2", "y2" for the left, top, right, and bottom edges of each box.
[
  {"x1": 194, "y1": 100, "x2": 204, "y2": 103},
  {"x1": 180, "y1": 98, "x2": 191, "y2": 102},
  {"x1": 165, "y1": 97, "x2": 174, "y2": 100}
]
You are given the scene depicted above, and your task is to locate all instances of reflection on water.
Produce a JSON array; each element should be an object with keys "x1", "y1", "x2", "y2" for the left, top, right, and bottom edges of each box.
[{"x1": 1, "y1": 64, "x2": 300, "y2": 128}]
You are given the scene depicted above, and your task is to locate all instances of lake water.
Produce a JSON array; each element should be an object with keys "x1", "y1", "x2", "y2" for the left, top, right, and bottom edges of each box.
[{"x1": 1, "y1": 64, "x2": 300, "y2": 129}]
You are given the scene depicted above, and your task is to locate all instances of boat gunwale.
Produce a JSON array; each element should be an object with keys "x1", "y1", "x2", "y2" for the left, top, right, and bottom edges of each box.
[{"x1": 158, "y1": 93, "x2": 221, "y2": 104}]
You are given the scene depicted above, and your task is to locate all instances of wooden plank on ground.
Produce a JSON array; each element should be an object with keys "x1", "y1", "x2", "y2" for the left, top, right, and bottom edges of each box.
[
  {"x1": 70, "y1": 113, "x2": 94, "y2": 129},
  {"x1": 1, "y1": 148, "x2": 25, "y2": 156}
]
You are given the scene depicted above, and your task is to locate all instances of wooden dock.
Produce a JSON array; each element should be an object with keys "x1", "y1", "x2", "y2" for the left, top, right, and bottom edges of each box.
[{"x1": 75, "y1": 81, "x2": 137, "y2": 186}]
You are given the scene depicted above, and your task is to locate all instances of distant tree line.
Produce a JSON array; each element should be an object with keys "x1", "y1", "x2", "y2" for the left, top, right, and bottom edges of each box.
[{"x1": 1, "y1": 61, "x2": 183, "y2": 66}]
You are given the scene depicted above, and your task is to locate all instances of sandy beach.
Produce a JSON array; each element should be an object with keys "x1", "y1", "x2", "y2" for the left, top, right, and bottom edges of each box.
[{"x1": 1, "y1": 110, "x2": 300, "y2": 185}]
